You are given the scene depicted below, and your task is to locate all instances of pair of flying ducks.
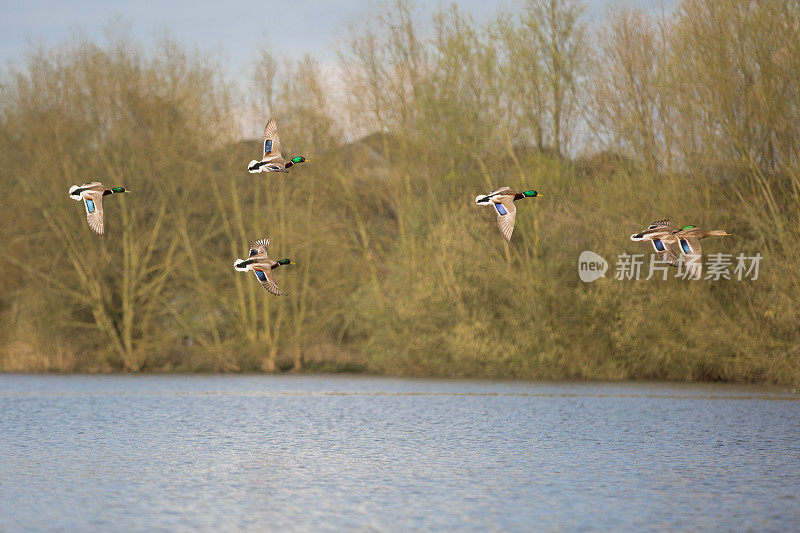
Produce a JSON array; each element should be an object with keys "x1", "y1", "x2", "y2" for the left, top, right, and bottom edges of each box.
[
  {"x1": 68, "y1": 119, "x2": 306, "y2": 295},
  {"x1": 630, "y1": 219, "x2": 730, "y2": 280},
  {"x1": 68, "y1": 119, "x2": 309, "y2": 234}
]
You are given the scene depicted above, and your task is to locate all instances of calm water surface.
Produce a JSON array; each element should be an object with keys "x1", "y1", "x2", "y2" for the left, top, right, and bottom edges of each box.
[{"x1": 1, "y1": 375, "x2": 798, "y2": 531}]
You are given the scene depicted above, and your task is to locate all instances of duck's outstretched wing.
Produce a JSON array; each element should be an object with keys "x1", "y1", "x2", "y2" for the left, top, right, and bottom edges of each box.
[
  {"x1": 648, "y1": 219, "x2": 671, "y2": 229},
  {"x1": 262, "y1": 119, "x2": 282, "y2": 161},
  {"x1": 489, "y1": 186, "x2": 513, "y2": 197},
  {"x1": 252, "y1": 266, "x2": 284, "y2": 295},
  {"x1": 678, "y1": 237, "x2": 702, "y2": 279},
  {"x1": 651, "y1": 238, "x2": 679, "y2": 266},
  {"x1": 494, "y1": 197, "x2": 517, "y2": 241},
  {"x1": 82, "y1": 190, "x2": 105, "y2": 235},
  {"x1": 633, "y1": 219, "x2": 672, "y2": 241},
  {"x1": 249, "y1": 238, "x2": 270, "y2": 256}
]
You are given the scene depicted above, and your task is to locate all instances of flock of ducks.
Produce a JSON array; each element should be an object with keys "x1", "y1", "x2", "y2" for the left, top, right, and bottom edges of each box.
[
  {"x1": 69, "y1": 119, "x2": 307, "y2": 295},
  {"x1": 67, "y1": 119, "x2": 729, "y2": 293}
]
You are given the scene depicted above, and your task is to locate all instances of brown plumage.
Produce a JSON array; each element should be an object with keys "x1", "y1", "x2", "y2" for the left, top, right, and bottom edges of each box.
[
  {"x1": 673, "y1": 225, "x2": 731, "y2": 280},
  {"x1": 233, "y1": 237, "x2": 295, "y2": 295},
  {"x1": 247, "y1": 119, "x2": 308, "y2": 173},
  {"x1": 67, "y1": 182, "x2": 128, "y2": 235},
  {"x1": 474, "y1": 187, "x2": 541, "y2": 241},
  {"x1": 630, "y1": 219, "x2": 680, "y2": 266}
]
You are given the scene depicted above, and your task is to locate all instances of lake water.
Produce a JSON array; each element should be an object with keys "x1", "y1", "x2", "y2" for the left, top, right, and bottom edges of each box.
[{"x1": 0, "y1": 375, "x2": 798, "y2": 531}]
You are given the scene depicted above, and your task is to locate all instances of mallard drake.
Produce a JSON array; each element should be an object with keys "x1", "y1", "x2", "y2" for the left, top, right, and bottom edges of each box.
[
  {"x1": 247, "y1": 118, "x2": 309, "y2": 173},
  {"x1": 68, "y1": 182, "x2": 129, "y2": 235},
  {"x1": 672, "y1": 225, "x2": 731, "y2": 280},
  {"x1": 474, "y1": 187, "x2": 541, "y2": 241},
  {"x1": 630, "y1": 219, "x2": 680, "y2": 266},
  {"x1": 233, "y1": 238, "x2": 295, "y2": 295}
]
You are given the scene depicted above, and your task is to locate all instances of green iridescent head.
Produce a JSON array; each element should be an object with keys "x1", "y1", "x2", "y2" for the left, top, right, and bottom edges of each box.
[
  {"x1": 111, "y1": 187, "x2": 128, "y2": 193},
  {"x1": 291, "y1": 156, "x2": 308, "y2": 164},
  {"x1": 681, "y1": 225, "x2": 696, "y2": 230},
  {"x1": 523, "y1": 190, "x2": 540, "y2": 197},
  {"x1": 278, "y1": 258, "x2": 295, "y2": 266}
]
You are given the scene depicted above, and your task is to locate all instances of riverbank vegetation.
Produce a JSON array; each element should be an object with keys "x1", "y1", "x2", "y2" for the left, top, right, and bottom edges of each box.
[{"x1": 1, "y1": 0, "x2": 798, "y2": 384}]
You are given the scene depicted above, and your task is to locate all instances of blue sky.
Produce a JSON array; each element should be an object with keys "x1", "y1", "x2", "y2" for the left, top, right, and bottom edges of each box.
[{"x1": 1, "y1": 0, "x2": 673, "y2": 73}]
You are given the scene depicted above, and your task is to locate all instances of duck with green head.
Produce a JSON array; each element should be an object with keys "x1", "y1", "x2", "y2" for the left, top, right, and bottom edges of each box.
[
  {"x1": 673, "y1": 225, "x2": 731, "y2": 280},
  {"x1": 68, "y1": 181, "x2": 130, "y2": 235},
  {"x1": 474, "y1": 187, "x2": 541, "y2": 241},
  {"x1": 233, "y1": 237, "x2": 295, "y2": 295},
  {"x1": 247, "y1": 118, "x2": 309, "y2": 173}
]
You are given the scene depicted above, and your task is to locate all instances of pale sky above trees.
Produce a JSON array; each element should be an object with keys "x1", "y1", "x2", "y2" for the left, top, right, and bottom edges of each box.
[{"x1": 1, "y1": 0, "x2": 672, "y2": 71}]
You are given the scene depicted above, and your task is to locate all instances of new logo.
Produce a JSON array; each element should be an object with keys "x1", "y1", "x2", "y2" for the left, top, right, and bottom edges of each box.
[{"x1": 578, "y1": 251, "x2": 608, "y2": 282}]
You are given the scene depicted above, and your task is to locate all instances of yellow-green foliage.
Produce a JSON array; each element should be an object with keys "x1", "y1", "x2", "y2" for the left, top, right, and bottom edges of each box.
[{"x1": 0, "y1": 0, "x2": 798, "y2": 383}]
